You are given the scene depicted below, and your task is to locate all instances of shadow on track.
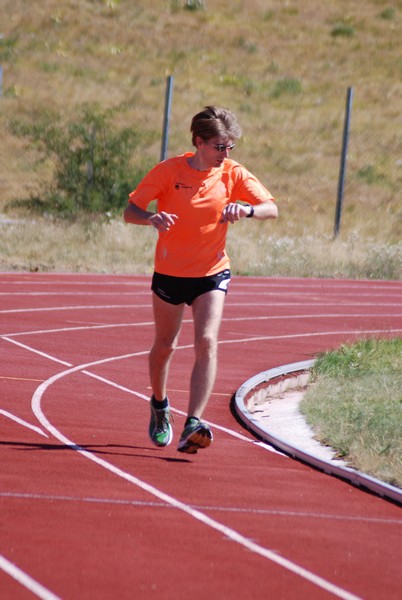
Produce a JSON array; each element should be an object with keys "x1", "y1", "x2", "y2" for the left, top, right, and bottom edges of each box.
[{"x1": 0, "y1": 440, "x2": 190, "y2": 463}]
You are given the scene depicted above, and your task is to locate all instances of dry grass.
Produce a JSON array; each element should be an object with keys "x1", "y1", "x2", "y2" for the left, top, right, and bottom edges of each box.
[
  {"x1": 0, "y1": 217, "x2": 155, "y2": 274},
  {"x1": 1, "y1": 216, "x2": 400, "y2": 279},
  {"x1": 1, "y1": 0, "x2": 401, "y2": 272}
]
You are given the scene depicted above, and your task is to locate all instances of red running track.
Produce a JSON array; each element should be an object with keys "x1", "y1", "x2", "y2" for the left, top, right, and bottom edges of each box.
[{"x1": 0, "y1": 273, "x2": 401, "y2": 600}]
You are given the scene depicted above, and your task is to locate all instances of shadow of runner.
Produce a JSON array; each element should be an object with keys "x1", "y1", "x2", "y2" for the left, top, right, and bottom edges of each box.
[{"x1": 0, "y1": 440, "x2": 191, "y2": 462}]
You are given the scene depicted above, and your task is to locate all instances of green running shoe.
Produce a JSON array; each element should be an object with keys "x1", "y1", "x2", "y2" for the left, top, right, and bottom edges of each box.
[
  {"x1": 177, "y1": 418, "x2": 213, "y2": 454},
  {"x1": 148, "y1": 398, "x2": 173, "y2": 447}
]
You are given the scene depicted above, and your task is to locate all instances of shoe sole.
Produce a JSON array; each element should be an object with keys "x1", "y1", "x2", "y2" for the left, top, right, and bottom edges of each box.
[{"x1": 177, "y1": 425, "x2": 212, "y2": 454}]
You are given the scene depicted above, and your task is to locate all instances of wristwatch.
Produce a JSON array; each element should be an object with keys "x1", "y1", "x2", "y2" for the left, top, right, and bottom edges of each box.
[{"x1": 246, "y1": 204, "x2": 254, "y2": 218}]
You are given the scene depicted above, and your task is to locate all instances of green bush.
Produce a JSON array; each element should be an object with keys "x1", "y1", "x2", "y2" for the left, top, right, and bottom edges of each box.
[
  {"x1": 0, "y1": 35, "x2": 19, "y2": 61},
  {"x1": 331, "y1": 22, "x2": 355, "y2": 37},
  {"x1": 184, "y1": 0, "x2": 206, "y2": 10},
  {"x1": 9, "y1": 105, "x2": 155, "y2": 218},
  {"x1": 271, "y1": 77, "x2": 302, "y2": 98},
  {"x1": 356, "y1": 164, "x2": 386, "y2": 186},
  {"x1": 379, "y1": 8, "x2": 395, "y2": 20}
]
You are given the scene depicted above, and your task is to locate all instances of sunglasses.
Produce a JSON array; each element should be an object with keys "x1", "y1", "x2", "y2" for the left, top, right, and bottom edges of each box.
[{"x1": 207, "y1": 142, "x2": 236, "y2": 152}]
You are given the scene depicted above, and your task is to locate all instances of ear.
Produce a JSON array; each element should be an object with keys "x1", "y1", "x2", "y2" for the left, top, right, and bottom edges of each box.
[{"x1": 194, "y1": 135, "x2": 204, "y2": 149}]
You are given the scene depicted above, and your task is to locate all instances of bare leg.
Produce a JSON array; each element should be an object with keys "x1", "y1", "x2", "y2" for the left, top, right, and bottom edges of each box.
[
  {"x1": 187, "y1": 289, "x2": 226, "y2": 419},
  {"x1": 149, "y1": 293, "x2": 185, "y2": 401}
]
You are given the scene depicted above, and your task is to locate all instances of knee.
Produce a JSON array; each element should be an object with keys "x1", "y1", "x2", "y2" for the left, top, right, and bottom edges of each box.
[
  {"x1": 152, "y1": 337, "x2": 177, "y2": 361},
  {"x1": 195, "y1": 333, "x2": 218, "y2": 359}
]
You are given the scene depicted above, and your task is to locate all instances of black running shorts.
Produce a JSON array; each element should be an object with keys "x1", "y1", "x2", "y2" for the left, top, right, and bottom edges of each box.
[{"x1": 151, "y1": 269, "x2": 231, "y2": 306}]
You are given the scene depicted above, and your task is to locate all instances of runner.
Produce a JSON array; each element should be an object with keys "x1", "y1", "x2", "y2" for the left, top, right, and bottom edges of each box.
[{"x1": 124, "y1": 105, "x2": 278, "y2": 453}]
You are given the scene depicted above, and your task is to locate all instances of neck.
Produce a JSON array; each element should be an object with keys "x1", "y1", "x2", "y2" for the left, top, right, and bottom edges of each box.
[{"x1": 187, "y1": 153, "x2": 209, "y2": 171}]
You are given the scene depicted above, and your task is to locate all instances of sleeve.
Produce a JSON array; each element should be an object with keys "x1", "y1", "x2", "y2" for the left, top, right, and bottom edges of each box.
[
  {"x1": 128, "y1": 162, "x2": 170, "y2": 210},
  {"x1": 230, "y1": 164, "x2": 275, "y2": 205}
]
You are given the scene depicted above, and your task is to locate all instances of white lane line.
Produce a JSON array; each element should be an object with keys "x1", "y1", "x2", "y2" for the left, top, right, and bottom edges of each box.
[
  {"x1": 0, "y1": 292, "x2": 147, "y2": 297},
  {"x1": 0, "y1": 555, "x2": 61, "y2": 600},
  {"x1": 233, "y1": 280, "x2": 402, "y2": 290},
  {"x1": 226, "y1": 313, "x2": 402, "y2": 320},
  {"x1": 0, "y1": 279, "x2": 148, "y2": 287},
  {"x1": 2, "y1": 492, "x2": 401, "y2": 525},
  {"x1": 0, "y1": 410, "x2": 48, "y2": 437},
  {"x1": 218, "y1": 328, "x2": 402, "y2": 346},
  {"x1": 2, "y1": 313, "x2": 402, "y2": 339},
  {"x1": 0, "y1": 376, "x2": 43, "y2": 382},
  {"x1": 1, "y1": 290, "x2": 400, "y2": 298},
  {"x1": 2, "y1": 337, "x2": 72, "y2": 367},
  {"x1": 82, "y1": 370, "x2": 150, "y2": 400},
  {"x1": 30, "y1": 358, "x2": 362, "y2": 600},
  {"x1": 0, "y1": 337, "x2": 281, "y2": 454},
  {"x1": 0, "y1": 304, "x2": 142, "y2": 314},
  {"x1": 231, "y1": 290, "x2": 402, "y2": 297},
  {"x1": 228, "y1": 301, "x2": 402, "y2": 306},
  {"x1": 0, "y1": 273, "x2": 401, "y2": 294},
  {"x1": 83, "y1": 371, "x2": 284, "y2": 455},
  {"x1": 2, "y1": 321, "x2": 156, "y2": 338},
  {"x1": 3, "y1": 328, "x2": 401, "y2": 451},
  {"x1": 1, "y1": 302, "x2": 401, "y2": 316}
]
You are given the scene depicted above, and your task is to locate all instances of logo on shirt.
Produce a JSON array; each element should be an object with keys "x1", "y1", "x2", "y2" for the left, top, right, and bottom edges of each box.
[{"x1": 174, "y1": 181, "x2": 192, "y2": 190}]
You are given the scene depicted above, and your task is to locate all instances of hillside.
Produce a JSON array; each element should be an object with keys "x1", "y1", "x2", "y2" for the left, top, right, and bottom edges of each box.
[{"x1": 0, "y1": 0, "x2": 401, "y2": 255}]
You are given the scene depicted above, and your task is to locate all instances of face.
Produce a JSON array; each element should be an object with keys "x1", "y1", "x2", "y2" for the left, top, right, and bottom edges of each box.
[{"x1": 195, "y1": 136, "x2": 235, "y2": 168}]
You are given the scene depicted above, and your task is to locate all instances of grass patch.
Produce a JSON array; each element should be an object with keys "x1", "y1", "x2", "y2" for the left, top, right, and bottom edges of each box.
[
  {"x1": 0, "y1": 34, "x2": 19, "y2": 61},
  {"x1": 330, "y1": 22, "x2": 355, "y2": 38},
  {"x1": 226, "y1": 221, "x2": 401, "y2": 279},
  {"x1": 270, "y1": 77, "x2": 302, "y2": 99},
  {"x1": 379, "y1": 7, "x2": 395, "y2": 20},
  {"x1": 300, "y1": 338, "x2": 402, "y2": 488},
  {"x1": 1, "y1": 217, "x2": 400, "y2": 280},
  {"x1": 0, "y1": 217, "x2": 156, "y2": 274}
]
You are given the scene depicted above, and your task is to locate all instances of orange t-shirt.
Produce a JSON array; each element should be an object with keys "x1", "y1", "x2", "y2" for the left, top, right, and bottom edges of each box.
[{"x1": 128, "y1": 153, "x2": 275, "y2": 277}]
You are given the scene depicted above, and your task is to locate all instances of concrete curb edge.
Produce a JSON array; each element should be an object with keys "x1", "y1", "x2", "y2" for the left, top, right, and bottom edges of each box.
[{"x1": 234, "y1": 360, "x2": 402, "y2": 505}]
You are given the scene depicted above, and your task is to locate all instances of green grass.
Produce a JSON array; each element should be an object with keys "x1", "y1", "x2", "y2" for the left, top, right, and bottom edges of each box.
[{"x1": 300, "y1": 338, "x2": 402, "y2": 488}]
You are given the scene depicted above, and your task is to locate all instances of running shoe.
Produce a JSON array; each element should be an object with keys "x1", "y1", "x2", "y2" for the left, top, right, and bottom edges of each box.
[
  {"x1": 177, "y1": 418, "x2": 213, "y2": 454},
  {"x1": 148, "y1": 398, "x2": 173, "y2": 447}
]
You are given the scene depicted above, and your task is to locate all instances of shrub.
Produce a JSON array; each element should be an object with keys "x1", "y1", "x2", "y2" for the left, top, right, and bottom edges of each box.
[
  {"x1": 356, "y1": 164, "x2": 386, "y2": 185},
  {"x1": 184, "y1": 0, "x2": 206, "y2": 10},
  {"x1": 331, "y1": 22, "x2": 355, "y2": 37},
  {"x1": 271, "y1": 77, "x2": 302, "y2": 98},
  {"x1": 0, "y1": 35, "x2": 19, "y2": 61},
  {"x1": 379, "y1": 8, "x2": 395, "y2": 20},
  {"x1": 9, "y1": 105, "x2": 155, "y2": 218}
]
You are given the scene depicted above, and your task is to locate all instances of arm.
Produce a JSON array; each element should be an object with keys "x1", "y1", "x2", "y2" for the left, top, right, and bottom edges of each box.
[
  {"x1": 221, "y1": 200, "x2": 278, "y2": 224},
  {"x1": 221, "y1": 164, "x2": 278, "y2": 223},
  {"x1": 124, "y1": 203, "x2": 178, "y2": 232}
]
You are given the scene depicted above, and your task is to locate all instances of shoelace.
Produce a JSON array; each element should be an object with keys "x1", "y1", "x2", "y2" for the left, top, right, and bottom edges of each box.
[{"x1": 155, "y1": 408, "x2": 174, "y2": 431}]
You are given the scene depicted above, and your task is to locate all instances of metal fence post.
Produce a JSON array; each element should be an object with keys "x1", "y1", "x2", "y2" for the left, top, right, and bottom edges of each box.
[
  {"x1": 334, "y1": 86, "x2": 354, "y2": 238},
  {"x1": 160, "y1": 75, "x2": 174, "y2": 162}
]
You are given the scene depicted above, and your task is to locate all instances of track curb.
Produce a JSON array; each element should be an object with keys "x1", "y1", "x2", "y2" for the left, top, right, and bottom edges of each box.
[{"x1": 234, "y1": 360, "x2": 402, "y2": 505}]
